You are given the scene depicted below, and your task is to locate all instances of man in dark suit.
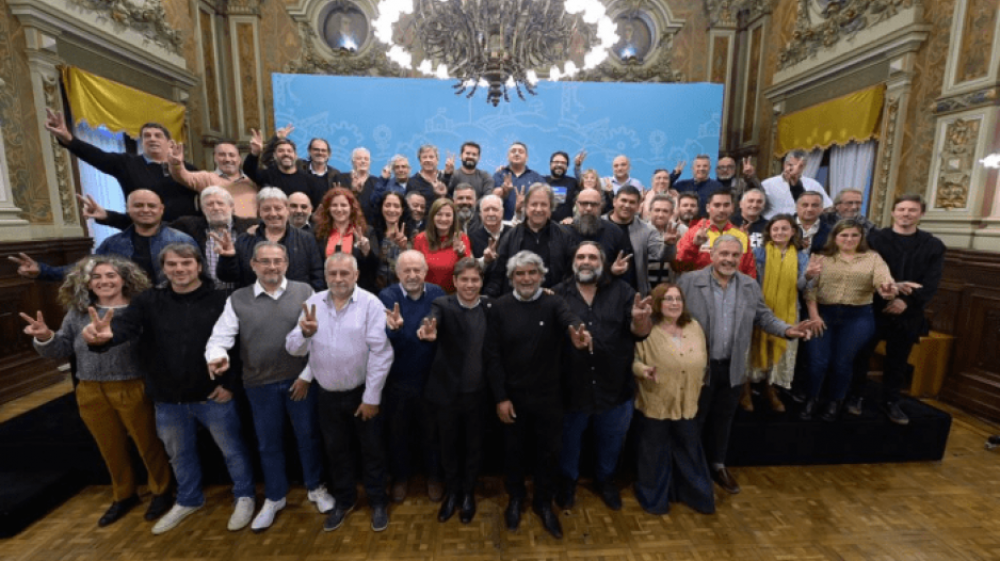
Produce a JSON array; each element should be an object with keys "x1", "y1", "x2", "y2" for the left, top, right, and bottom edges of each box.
[{"x1": 678, "y1": 236, "x2": 812, "y2": 495}]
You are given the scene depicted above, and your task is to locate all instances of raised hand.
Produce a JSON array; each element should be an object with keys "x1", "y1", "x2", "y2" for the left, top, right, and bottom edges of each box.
[
  {"x1": 640, "y1": 365, "x2": 657, "y2": 382},
  {"x1": 167, "y1": 141, "x2": 184, "y2": 167},
  {"x1": 483, "y1": 237, "x2": 498, "y2": 264},
  {"x1": 673, "y1": 160, "x2": 686, "y2": 175},
  {"x1": 806, "y1": 255, "x2": 824, "y2": 280},
  {"x1": 416, "y1": 317, "x2": 438, "y2": 341},
  {"x1": 444, "y1": 152, "x2": 455, "y2": 174},
  {"x1": 693, "y1": 222, "x2": 710, "y2": 247},
  {"x1": 381, "y1": 165, "x2": 391, "y2": 179},
  {"x1": 568, "y1": 323, "x2": 593, "y2": 353},
  {"x1": 77, "y1": 194, "x2": 107, "y2": 221},
  {"x1": 8, "y1": 253, "x2": 40, "y2": 279},
  {"x1": 631, "y1": 294, "x2": 653, "y2": 326},
  {"x1": 44, "y1": 108, "x2": 72, "y2": 143},
  {"x1": 574, "y1": 150, "x2": 587, "y2": 167},
  {"x1": 742, "y1": 156, "x2": 755, "y2": 177},
  {"x1": 877, "y1": 281, "x2": 899, "y2": 300},
  {"x1": 20, "y1": 311, "x2": 53, "y2": 342},
  {"x1": 514, "y1": 185, "x2": 526, "y2": 215},
  {"x1": 208, "y1": 230, "x2": 235, "y2": 256},
  {"x1": 663, "y1": 222, "x2": 680, "y2": 245},
  {"x1": 611, "y1": 251, "x2": 633, "y2": 275},
  {"x1": 601, "y1": 177, "x2": 613, "y2": 193},
  {"x1": 351, "y1": 170, "x2": 366, "y2": 193},
  {"x1": 385, "y1": 302, "x2": 404, "y2": 330},
  {"x1": 249, "y1": 128, "x2": 263, "y2": 156},
  {"x1": 207, "y1": 357, "x2": 229, "y2": 380},
  {"x1": 275, "y1": 124, "x2": 294, "y2": 139},
  {"x1": 300, "y1": 303, "x2": 318, "y2": 337},
  {"x1": 355, "y1": 233, "x2": 371, "y2": 256},
  {"x1": 388, "y1": 222, "x2": 408, "y2": 248},
  {"x1": 453, "y1": 234, "x2": 466, "y2": 256},
  {"x1": 433, "y1": 180, "x2": 449, "y2": 198},
  {"x1": 82, "y1": 306, "x2": 114, "y2": 345},
  {"x1": 501, "y1": 172, "x2": 514, "y2": 198}
]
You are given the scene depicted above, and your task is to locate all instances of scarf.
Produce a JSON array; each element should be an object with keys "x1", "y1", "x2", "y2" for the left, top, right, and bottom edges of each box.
[{"x1": 752, "y1": 242, "x2": 799, "y2": 370}]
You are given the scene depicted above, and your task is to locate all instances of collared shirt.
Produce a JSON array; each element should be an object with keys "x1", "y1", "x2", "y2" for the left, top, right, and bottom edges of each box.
[
  {"x1": 215, "y1": 169, "x2": 248, "y2": 182},
  {"x1": 761, "y1": 175, "x2": 833, "y2": 219},
  {"x1": 204, "y1": 222, "x2": 236, "y2": 289},
  {"x1": 285, "y1": 287, "x2": 393, "y2": 405},
  {"x1": 513, "y1": 287, "x2": 543, "y2": 302},
  {"x1": 806, "y1": 251, "x2": 894, "y2": 306},
  {"x1": 205, "y1": 278, "x2": 290, "y2": 364},
  {"x1": 607, "y1": 175, "x2": 645, "y2": 195},
  {"x1": 708, "y1": 273, "x2": 737, "y2": 360},
  {"x1": 797, "y1": 218, "x2": 821, "y2": 250}
]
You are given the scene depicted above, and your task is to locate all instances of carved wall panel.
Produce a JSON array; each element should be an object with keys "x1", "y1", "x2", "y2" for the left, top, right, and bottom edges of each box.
[
  {"x1": 232, "y1": 19, "x2": 263, "y2": 136},
  {"x1": 709, "y1": 33, "x2": 731, "y2": 84},
  {"x1": 41, "y1": 76, "x2": 76, "y2": 225},
  {"x1": 932, "y1": 117, "x2": 980, "y2": 210},
  {"x1": 0, "y1": 0, "x2": 52, "y2": 224},
  {"x1": 199, "y1": 7, "x2": 222, "y2": 132},
  {"x1": 741, "y1": 23, "x2": 763, "y2": 145},
  {"x1": 870, "y1": 95, "x2": 900, "y2": 221},
  {"x1": 956, "y1": 0, "x2": 997, "y2": 83}
]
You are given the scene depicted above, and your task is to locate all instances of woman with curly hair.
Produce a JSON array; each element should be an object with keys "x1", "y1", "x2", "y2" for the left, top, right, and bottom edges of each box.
[
  {"x1": 370, "y1": 191, "x2": 417, "y2": 291},
  {"x1": 314, "y1": 187, "x2": 378, "y2": 291},
  {"x1": 412, "y1": 198, "x2": 471, "y2": 293},
  {"x1": 20, "y1": 255, "x2": 173, "y2": 527}
]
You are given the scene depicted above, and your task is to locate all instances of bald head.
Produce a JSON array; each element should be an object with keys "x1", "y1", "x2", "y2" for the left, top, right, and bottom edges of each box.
[
  {"x1": 612, "y1": 155, "x2": 631, "y2": 181},
  {"x1": 288, "y1": 192, "x2": 313, "y2": 228},
  {"x1": 126, "y1": 190, "x2": 164, "y2": 228}
]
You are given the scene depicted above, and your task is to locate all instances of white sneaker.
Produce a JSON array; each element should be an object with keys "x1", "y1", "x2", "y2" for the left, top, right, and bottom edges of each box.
[
  {"x1": 228, "y1": 497, "x2": 256, "y2": 531},
  {"x1": 151, "y1": 504, "x2": 202, "y2": 535},
  {"x1": 308, "y1": 485, "x2": 336, "y2": 514},
  {"x1": 250, "y1": 498, "x2": 286, "y2": 532}
]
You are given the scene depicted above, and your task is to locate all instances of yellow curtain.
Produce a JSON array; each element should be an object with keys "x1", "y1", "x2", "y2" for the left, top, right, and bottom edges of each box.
[
  {"x1": 776, "y1": 84, "x2": 884, "y2": 157},
  {"x1": 61, "y1": 66, "x2": 186, "y2": 143}
]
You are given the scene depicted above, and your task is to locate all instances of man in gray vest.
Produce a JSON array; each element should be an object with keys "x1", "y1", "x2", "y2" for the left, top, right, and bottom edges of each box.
[{"x1": 205, "y1": 241, "x2": 334, "y2": 531}]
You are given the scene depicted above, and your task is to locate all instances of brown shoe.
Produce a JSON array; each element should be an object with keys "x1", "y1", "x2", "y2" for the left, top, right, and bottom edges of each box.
[
  {"x1": 391, "y1": 480, "x2": 408, "y2": 503},
  {"x1": 427, "y1": 479, "x2": 444, "y2": 502},
  {"x1": 765, "y1": 385, "x2": 786, "y2": 413},
  {"x1": 711, "y1": 467, "x2": 741, "y2": 494},
  {"x1": 739, "y1": 382, "x2": 754, "y2": 412}
]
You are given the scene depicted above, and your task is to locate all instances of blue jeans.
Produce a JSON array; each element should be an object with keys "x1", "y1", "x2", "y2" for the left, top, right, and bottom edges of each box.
[
  {"x1": 806, "y1": 304, "x2": 876, "y2": 401},
  {"x1": 244, "y1": 379, "x2": 324, "y2": 501},
  {"x1": 559, "y1": 399, "x2": 634, "y2": 483},
  {"x1": 155, "y1": 400, "x2": 255, "y2": 507}
]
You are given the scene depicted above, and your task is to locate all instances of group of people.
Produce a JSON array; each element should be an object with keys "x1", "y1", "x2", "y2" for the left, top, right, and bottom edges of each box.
[{"x1": 10, "y1": 112, "x2": 945, "y2": 540}]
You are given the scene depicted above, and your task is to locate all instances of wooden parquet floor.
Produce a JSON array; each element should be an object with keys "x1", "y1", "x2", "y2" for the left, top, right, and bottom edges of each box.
[{"x1": 4, "y1": 401, "x2": 1000, "y2": 561}]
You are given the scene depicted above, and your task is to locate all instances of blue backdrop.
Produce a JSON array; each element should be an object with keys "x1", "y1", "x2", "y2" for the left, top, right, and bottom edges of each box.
[{"x1": 271, "y1": 74, "x2": 723, "y2": 186}]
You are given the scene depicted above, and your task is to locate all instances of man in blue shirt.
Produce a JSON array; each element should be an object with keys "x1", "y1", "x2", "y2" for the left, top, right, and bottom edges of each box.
[
  {"x1": 674, "y1": 154, "x2": 725, "y2": 217},
  {"x1": 492, "y1": 142, "x2": 545, "y2": 221}
]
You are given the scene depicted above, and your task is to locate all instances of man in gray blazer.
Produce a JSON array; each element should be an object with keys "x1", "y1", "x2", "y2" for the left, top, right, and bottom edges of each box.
[
  {"x1": 605, "y1": 185, "x2": 669, "y2": 295},
  {"x1": 678, "y1": 235, "x2": 812, "y2": 494}
]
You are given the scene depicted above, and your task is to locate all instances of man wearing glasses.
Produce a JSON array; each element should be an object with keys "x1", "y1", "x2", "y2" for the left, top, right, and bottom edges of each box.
[{"x1": 822, "y1": 189, "x2": 877, "y2": 234}]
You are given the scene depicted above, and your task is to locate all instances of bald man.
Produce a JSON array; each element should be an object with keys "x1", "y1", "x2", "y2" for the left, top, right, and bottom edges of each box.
[{"x1": 606, "y1": 155, "x2": 644, "y2": 194}]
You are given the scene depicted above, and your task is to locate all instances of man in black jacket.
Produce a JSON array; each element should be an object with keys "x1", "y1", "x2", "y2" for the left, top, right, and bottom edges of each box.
[
  {"x1": 485, "y1": 250, "x2": 592, "y2": 539},
  {"x1": 484, "y1": 184, "x2": 577, "y2": 296},
  {"x1": 848, "y1": 195, "x2": 945, "y2": 424},
  {"x1": 553, "y1": 242, "x2": 652, "y2": 511},
  {"x1": 418, "y1": 258, "x2": 492, "y2": 524},
  {"x1": 85, "y1": 243, "x2": 255, "y2": 535}
]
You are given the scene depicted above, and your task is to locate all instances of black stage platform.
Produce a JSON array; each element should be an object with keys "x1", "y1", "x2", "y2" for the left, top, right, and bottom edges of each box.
[{"x1": 0, "y1": 381, "x2": 951, "y2": 537}]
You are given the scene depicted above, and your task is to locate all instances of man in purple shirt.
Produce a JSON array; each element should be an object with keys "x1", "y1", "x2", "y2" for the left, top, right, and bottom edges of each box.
[{"x1": 286, "y1": 252, "x2": 394, "y2": 533}]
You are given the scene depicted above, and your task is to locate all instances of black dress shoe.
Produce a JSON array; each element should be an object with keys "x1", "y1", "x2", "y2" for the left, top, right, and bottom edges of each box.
[
  {"x1": 504, "y1": 498, "x2": 522, "y2": 531},
  {"x1": 711, "y1": 467, "x2": 741, "y2": 494},
  {"x1": 799, "y1": 398, "x2": 818, "y2": 421},
  {"x1": 595, "y1": 481, "x2": 622, "y2": 511},
  {"x1": 437, "y1": 494, "x2": 457, "y2": 522},
  {"x1": 144, "y1": 492, "x2": 174, "y2": 521},
  {"x1": 532, "y1": 503, "x2": 563, "y2": 539},
  {"x1": 99, "y1": 495, "x2": 140, "y2": 527},
  {"x1": 820, "y1": 400, "x2": 840, "y2": 422},
  {"x1": 459, "y1": 493, "x2": 476, "y2": 524},
  {"x1": 555, "y1": 478, "x2": 576, "y2": 509}
]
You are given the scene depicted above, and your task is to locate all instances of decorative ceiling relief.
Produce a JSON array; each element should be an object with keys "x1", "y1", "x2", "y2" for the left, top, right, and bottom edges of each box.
[
  {"x1": 68, "y1": 0, "x2": 184, "y2": 55},
  {"x1": 704, "y1": 0, "x2": 772, "y2": 29},
  {"x1": 778, "y1": 0, "x2": 921, "y2": 70}
]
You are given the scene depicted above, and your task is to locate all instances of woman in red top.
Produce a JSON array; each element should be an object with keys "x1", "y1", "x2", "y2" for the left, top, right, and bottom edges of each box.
[
  {"x1": 412, "y1": 198, "x2": 471, "y2": 293},
  {"x1": 314, "y1": 187, "x2": 378, "y2": 291}
]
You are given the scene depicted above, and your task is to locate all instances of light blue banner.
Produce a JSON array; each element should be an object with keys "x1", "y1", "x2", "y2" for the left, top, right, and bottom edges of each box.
[{"x1": 272, "y1": 73, "x2": 723, "y2": 186}]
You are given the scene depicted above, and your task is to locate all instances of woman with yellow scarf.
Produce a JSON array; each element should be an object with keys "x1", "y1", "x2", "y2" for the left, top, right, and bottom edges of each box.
[{"x1": 742, "y1": 214, "x2": 817, "y2": 412}]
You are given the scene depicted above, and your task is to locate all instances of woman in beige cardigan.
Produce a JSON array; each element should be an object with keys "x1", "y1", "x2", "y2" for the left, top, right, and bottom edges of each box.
[{"x1": 632, "y1": 283, "x2": 714, "y2": 515}]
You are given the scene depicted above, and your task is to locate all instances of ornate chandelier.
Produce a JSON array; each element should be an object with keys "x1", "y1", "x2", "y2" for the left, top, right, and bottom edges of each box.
[{"x1": 373, "y1": 0, "x2": 618, "y2": 106}]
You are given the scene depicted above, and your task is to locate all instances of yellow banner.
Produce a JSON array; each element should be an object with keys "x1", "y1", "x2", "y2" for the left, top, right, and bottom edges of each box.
[
  {"x1": 776, "y1": 84, "x2": 884, "y2": 157},
  {"x1": 62, "y1": 66, "x2": 186, "y2": 143}
]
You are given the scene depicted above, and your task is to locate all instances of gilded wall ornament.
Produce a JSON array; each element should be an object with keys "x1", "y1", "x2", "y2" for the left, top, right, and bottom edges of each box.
[
  {"x1": 286, "y1": 22, "x2": 401, "y2": 76},
  {"x1": 68, "y1": 0, "x2": 184, "y2": 55},
  {"x1": 933, "y1": 87, "x2": 999, "y2": 115},
  {"x1": 934, "y1": 117, "x2": 980, "y2": 210},
  {"x1": 42, "y1": 76, "x2": 78, "y2": 225},
  {"x1": 871, "y1": 95, "x2": 899, "y2": 221},
  {"x1": 778, "y1": 0, "x2": 920, "y2": 70}
]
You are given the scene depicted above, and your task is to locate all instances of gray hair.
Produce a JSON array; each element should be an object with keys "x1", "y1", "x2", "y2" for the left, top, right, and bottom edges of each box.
[
  {"x1": 252, "y1": 241, "x2": 287, "y2": 260},
  {"x1": 325, "y1": 252, "x2": 358, "y2": 271},
  {"x1": 201, "y1": 185, "x2": 234, "y2": 206},
  {"x1": 417, "y1": 144, "x2": 439, "y2": 160},
  {"x1": 480, "y1": 194, "x2": 503, "y2": 208},
  {"x1": 525, "y1": 182, "x2": 555, "y2": 209},
  {"x1": 506, "y1": 250, "x2": 549, "y2": 279},
  {"x1": 405, "y1": 191, "x2": 426, "y2": 203},
  {"x1": 650, "y1": 193, "x2": 675, "y2": 209},
  {"x1": 833, "y1": 188, "x2": 864, "y2": 205},
  {"x1": 390, "y1": 154, "x2": 408, "y2": 167},
  {"x1": 352, "y1": 147, "x2": 371, "y2": 160},
  {"x1": 712, "y1": 234, "x2": 744, "y2": 251},
  {"x1": 397, "y1": 249, "x2": 428, "y2": 270},
  {"x1": 453, "y1": 183, "x2": 476, "y2": 197},
  {"x1": 742, "y1": 187, "x2": 767, "y2": 202},
  {"x1": 257, "y1": 187, "x2": 289, "y2": 206},
  {"x1": 786, "y1": 149, "x2": 809, "y2": 163}
]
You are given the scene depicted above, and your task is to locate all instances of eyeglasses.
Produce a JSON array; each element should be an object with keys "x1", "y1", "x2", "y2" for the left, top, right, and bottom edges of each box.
[
  {"x1": 253, "y1": 258, "x2": 287, "y2": 266},
  {"x1": 662, "y1": 296, "x2": 683, "y2": 302},
  {"x1": 578, "y1": 201, "x2": 601, "y2": 208}
]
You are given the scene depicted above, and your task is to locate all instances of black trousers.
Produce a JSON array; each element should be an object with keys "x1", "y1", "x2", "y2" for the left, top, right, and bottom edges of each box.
[
  {"x1": 383, "y1": 383, "x2": 440, "y2": 482},
  {"x1": 435, "y1": 391, "x2": 487, "y2": 496},
  {"x1": 316, "y1": 386, "x2": 387, "y2": 508},
  {"x1": 695, "y1": 360, "x2": 741, "y2": 466},
  {"x1": 634, "y1": 411, "x2": 714, "y2": 515},
  {"x1": 503, "y1": 396, "x2": 563, "y2": 508},
  {"x1": 850, "y1": 319, "x2": 916, "y2": 404}
]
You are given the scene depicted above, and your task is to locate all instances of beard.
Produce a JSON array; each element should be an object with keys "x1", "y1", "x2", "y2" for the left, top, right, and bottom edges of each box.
[
  {"x1": 457, "y1": 207, "x2": 474, "y2": 223},
  {"x1": 573, "y1": 265, "x2": 602, "y2": 284},
  {"x1": 574, "y1": 212, "x2": 601, "y2": 236},
  {"x1": 550, "y1": 167, "x2": 566, "y2": 178},
  {"x1": 462, "y1": 158, "x2": 477, "y2": 170}
]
